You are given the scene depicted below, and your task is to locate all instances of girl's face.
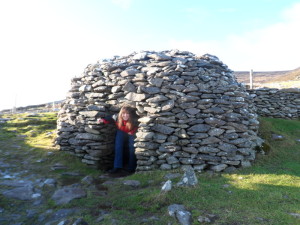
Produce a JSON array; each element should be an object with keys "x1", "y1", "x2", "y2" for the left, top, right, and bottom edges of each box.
[{"x1": 122, "y1": 112, "x2": 130, "y2": 121}]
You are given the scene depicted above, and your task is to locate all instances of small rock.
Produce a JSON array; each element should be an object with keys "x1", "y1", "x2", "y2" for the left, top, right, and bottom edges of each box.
[
  {"x1": 141, "y1": 216, "x2": 160, "y2": 223},
  {"x1": 36, "y1": 159, "x2": 46, "y2": 163},
  {"x1": 168, "y1": 204, "x2": 186, "y2": 217},
  {"x1": 123, "y1": 180, "x2": 140, "y2": 187},
  {"x1": 289, "y1": 213, "x2": 300, "y2": 219},
  {"x1": 3, "y1": 175, "x2": 14, "y2": 179},
  {"x1": 241, "y1": 161, "x2": 252, "y2": 168},
  {"x1": 168, "y1": 204, "x2": 192, "y2": 225},
  {"x1": 81, "y1": 176, "x2": 95, "y2": 185},
  {"x1": 198, "y1": 214, "x2": 217, "y2": 223},
  {"x1": 210, "y1": 164, "x2": 227, "y2": 172},
  {"x1": 177, "y1": 167, "x2": 198, "y2": 187},
  {"x1": 51, "y1": 184, "x2": 86, "y2": 205},
  {"x1": 161, "y1": 180, "x2": 172, "y2": 192},
  {"x1": 57, "y1": 220, "x2": 71, "y2": 225},
  {"x1": 99, "y1": 174, "x2": 110, "y2": 179},
  {"x1": 32, "y1": 193, "x2": 42, "y2": 198},
  {"x1": 51, "y1": 163, "x2": 68, "y2": 170},
  {"x1": 43, "y1": 178, "x2": 57, "y2": 187},
  {"x1": 198, "y1": 216, "x2": 211, "y2": 223},
  {"x1": 176, "y1": 209, "x2": 192, "y2": 225},
  {"x1": 271, "y1": 133, "x2": 284, "y2": 140},
  {"x1": 16, "y1": 134, "x2": 28, "y2": 138}
]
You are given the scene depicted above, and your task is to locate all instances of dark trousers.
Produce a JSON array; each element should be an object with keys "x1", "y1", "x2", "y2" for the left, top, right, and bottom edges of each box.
[{"x1": 114, "y1": 130, "x2": 136, "y2": 171}]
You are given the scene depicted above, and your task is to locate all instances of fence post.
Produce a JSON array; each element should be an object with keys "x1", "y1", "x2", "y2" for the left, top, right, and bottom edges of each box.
[{"x1": 250, "y1": 69, "x2": 253, "y2": 89}]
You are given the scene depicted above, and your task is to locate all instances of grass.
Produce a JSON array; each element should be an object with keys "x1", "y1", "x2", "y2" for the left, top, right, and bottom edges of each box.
[{"x1": 0, "y1": 113, "x2": 300, "y2": 224}]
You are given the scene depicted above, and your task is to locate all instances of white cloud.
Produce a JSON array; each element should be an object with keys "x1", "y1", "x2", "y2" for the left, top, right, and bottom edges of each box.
[
  {"x1": 282, "y1": 2, "x2": 300, "y2": 21},
  {"x1": 168, "y1": 3, "x2": 300, "y2": 71}
]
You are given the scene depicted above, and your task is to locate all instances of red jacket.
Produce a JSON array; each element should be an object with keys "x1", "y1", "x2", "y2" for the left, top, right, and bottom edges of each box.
[{"x1": 102, "y1": 119, "x2": 137, "y2": 135}]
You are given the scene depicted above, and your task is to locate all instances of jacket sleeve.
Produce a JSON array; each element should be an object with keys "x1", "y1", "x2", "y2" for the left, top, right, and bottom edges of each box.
[{"x1": 101, "y1": 115, "x2": 116, "y2": 124}]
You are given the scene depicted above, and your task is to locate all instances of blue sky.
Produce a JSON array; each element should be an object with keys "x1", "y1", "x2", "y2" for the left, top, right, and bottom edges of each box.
[{"x1": 1, "y1": 0, "x2": 300, "y2": 110}]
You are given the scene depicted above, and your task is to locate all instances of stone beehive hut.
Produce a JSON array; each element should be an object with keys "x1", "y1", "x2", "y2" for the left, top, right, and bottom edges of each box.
[{"x1": 56, "y1": 50, "x2": 262, "y2": 172}]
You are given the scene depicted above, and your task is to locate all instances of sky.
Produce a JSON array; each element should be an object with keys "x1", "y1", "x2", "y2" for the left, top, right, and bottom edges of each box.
[{"x1": 1, "y1": 0, "x2": 300, "y2": 110}]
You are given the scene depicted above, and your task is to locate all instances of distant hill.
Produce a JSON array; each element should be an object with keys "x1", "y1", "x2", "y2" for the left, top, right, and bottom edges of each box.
[
  {"x1": 234, "y1": 67, "x2": 300, "y2": 89},
  {"x1": 271, "y1": 67, "x2": 300, "y2": 82},
  {"x1": 0, "y1": 100, "x2": 64, "y2": 114}
]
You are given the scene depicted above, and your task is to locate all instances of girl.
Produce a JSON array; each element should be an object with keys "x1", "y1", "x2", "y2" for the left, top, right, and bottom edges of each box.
[{"x1": 97, "y1": 106, "x2": 139, "y2": 174}]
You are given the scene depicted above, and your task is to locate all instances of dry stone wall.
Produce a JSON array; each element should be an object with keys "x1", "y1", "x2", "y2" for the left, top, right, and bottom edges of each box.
[
  {"x1": 56, "y1": 50, "x2": 262, "y2": 172},
  {"x1": 248, "y1": 88, "x2": 300, "y2": 119}
]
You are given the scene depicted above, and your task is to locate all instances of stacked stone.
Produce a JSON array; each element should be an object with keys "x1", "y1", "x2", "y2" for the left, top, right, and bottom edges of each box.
[
  {"x1": 56, "y1": 50, "x2": 262, "y2": 172},
  {"x1": 56, "y1": 74, "x2": 117, "y2": 169},
  {"x1": 248, "y1": 88, "x2": 300, "y2": 119}
]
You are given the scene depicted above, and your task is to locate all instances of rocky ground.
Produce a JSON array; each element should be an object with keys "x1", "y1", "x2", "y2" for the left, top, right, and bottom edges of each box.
[
  {"x1": 0, "y1": 132, "x2": 196, "y2": 225},
  {"x1": 0, "y1": 131, "x2": 138, "y2": 225}
]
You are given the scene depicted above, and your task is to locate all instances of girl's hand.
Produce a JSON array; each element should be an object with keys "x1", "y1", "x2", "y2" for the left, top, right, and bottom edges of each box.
[{"x1": 97, "y1": 118, "x2": 104, "y2": 124}]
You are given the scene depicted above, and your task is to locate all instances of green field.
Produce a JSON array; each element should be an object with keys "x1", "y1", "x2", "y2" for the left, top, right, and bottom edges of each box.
[{"x1": 0, "y1": 113, "x2": 299, "y2": 224}]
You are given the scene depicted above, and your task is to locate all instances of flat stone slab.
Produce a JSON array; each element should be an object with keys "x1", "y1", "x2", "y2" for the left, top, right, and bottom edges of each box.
[
  {"x1": 0, "y1": 180, "x2": 33, "y2": 187},
  {"x1": 51, "y1": 184, "x2": 86, "y2": 205},
  {"x1": 123, "y1": 180, "x2": 141, "y2": 187},
  {"x1": 2, "y1": 185, "x2": 34, "y2": 200},
  {"x1": 43, "y1": 208, "x2": 80, "y2": 224}
]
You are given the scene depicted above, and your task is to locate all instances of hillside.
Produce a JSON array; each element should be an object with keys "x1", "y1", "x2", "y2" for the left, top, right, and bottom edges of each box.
[
  {"x1": 234, "y1": 67, "x2": 300, "y2": 89},
  {"x1": 272, "y1": 67, "x2": 300, "y2": 82},
  {"x1": 0, "y1": 100, "x2": 63, "y2": 115}
]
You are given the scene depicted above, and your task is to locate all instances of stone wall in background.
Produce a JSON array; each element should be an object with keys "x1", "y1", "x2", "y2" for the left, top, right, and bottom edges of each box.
[
  {"x1": 248, "y1": 88, "x2": 300, "y2": 119},
  {"x1": 56, "y1": 50, "x2": 263, "y2": 172}
]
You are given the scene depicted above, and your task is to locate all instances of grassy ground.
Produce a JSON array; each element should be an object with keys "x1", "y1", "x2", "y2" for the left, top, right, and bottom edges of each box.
[{"x1": 0, "y1": 113, "x2": 299, "y2": 224}]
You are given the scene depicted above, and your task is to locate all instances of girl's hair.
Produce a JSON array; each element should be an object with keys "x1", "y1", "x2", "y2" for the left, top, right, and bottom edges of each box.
[{"x1": 117, "y1": 106, "x2": 138, "y2": 131}]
